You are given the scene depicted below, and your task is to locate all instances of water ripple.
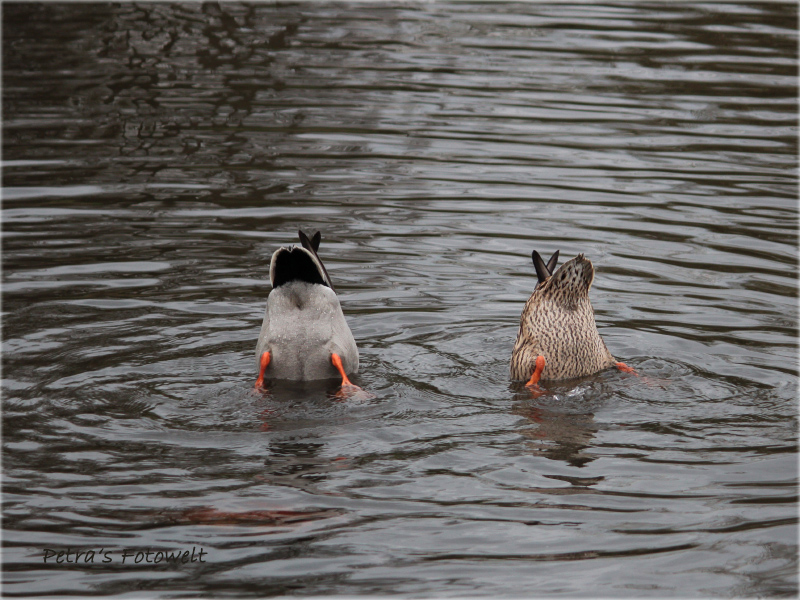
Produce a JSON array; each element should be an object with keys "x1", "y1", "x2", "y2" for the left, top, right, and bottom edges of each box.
[{"x1": 2, "y1": 2, "x2": 797, "y2": 597}]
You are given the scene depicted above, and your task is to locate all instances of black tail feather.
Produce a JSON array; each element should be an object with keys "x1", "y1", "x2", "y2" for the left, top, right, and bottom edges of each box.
[
  {"x1": 545, "y1": 250, "x2": 559, "y2": 275},
  {"x1": 532, "y1": 249, "x2": 560, "y2": 287},
  {"x1": 532, "y1": 250, "x2": 550, "y2": 285},
  {"x1": 297, "y1": 230, "x2": 335, "y2": 292},
  {"x1": 272, "y1": 247, "x2": 328, "y2": 289}
]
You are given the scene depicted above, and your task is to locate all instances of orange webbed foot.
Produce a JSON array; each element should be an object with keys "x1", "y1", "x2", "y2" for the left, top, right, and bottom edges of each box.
[
  {"x1": 615, "y1": 361, "x2": 638, "y2": 376},
  {"x1": 524, "y1": 355, "x2": 547, "y2": 397},
  {"x1": 525, "y1": 355, "x2": 546, "y2": 387},
  {"x1": 331, "y1": 353, "x2": 354, "y2": 387},
  {"x1": 616, "y1": 361, "x2": 669, "y2": 388},
  {"x1": 334, "y1": 384, "x2": 371, "y2": 400},
  {"x1": 255, "y1": 351, "x2": 271, "y2": 390}
]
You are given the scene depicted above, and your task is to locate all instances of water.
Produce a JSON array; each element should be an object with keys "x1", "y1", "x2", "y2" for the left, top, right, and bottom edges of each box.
[{"x1": 2, "y1": 2, "x2": 797, "y2": 597}]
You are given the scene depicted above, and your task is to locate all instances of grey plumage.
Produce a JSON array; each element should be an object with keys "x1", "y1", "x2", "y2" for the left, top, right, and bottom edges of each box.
[{"x1": 510, "y1": 253, "x2": 616, "y2": 382}]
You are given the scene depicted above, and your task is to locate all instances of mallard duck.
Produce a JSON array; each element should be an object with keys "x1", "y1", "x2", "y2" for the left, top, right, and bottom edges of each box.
[
  {"x1": 510, "y1": 250, "x2": 633, "y2": 386},
  {"x1": 255, "y1": 230, "x2": 359, "y2": 389}
]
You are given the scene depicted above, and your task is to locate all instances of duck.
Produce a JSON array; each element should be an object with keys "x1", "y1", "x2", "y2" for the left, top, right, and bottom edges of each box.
[
  {"x1": 510, "y1": 250, "x2": 633, "y2": 387},
  {"x1": 255, "y1": 230, "x2": 359, "y2": 390}
]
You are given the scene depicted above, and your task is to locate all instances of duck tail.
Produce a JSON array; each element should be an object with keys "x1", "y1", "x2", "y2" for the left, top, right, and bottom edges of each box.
[
  {"x1": 298, "y1": 230, "x2": 335, "y2": 292},
  {"x1": 532, "y1": 249, "x2": 560, "y2": 285}
]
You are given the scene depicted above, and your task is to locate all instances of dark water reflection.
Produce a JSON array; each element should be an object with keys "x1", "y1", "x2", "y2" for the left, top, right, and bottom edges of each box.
[{"x1": 3, "y1": 2, "x2": 797, "y2": 597}]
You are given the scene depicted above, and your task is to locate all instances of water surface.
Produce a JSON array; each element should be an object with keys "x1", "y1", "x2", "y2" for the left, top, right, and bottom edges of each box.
[{"x1": 2, "y1": 2, "x2": 798, "y2": 597}]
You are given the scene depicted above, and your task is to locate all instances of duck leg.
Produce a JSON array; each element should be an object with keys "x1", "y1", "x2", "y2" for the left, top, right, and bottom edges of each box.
[
  {"x1": 525, "y1": 355, "x2": 546, "y2": 387},
  {"x1": 331, "y1": 353, "x2": 356, "y2": 388},
  {"x1": 615, "y1": 362, "x2": 636, "y2": 374},
  {"x1": 255, "y1": 351, "x2": 271, "y2": 390},
  {"x1": 331, "y1": 354, "x2": 375, "y2": 400},
  {"x1": 616, "y1": 361, "x2": 668, "y2": 388}
]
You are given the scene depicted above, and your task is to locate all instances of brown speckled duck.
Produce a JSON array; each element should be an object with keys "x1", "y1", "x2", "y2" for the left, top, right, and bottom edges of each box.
[{"x1": 510, "y1": 250, "x2": 633, "y2": 387}]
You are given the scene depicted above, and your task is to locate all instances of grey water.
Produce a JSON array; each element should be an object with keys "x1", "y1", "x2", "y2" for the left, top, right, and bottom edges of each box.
[{"x1": 2, "y1": 2, "x2": 797, "y2": 597}]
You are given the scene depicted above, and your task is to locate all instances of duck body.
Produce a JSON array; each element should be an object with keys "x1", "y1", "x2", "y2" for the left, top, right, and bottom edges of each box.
[
  {"x1": 255, "y1": 231, "x2": 358, "y2": 384},
  {"x1": 510, "y1": 252, "x2": 616, "y2": 382},
  {"x1": 255, "y1": 280, "x2": 358, "y2": 380}
]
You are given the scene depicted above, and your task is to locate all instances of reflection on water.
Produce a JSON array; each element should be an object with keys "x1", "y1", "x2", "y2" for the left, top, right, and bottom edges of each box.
[
  {"x1": 3, "y1": 2, "x2": 797, "y2": 598},
  {"x1": 513, "y1": 402, "x2": 599, "y2": 468}
]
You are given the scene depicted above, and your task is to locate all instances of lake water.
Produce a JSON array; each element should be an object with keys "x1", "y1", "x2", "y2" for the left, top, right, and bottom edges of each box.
[{"x1": 2, "y1": 2, "x2": 797, "y2": 597}]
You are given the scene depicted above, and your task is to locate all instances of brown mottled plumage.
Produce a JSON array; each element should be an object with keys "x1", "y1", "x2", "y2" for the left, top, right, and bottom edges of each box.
[{"x1": 510, "y1": 253, "x2": 616, "y2": 382}]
